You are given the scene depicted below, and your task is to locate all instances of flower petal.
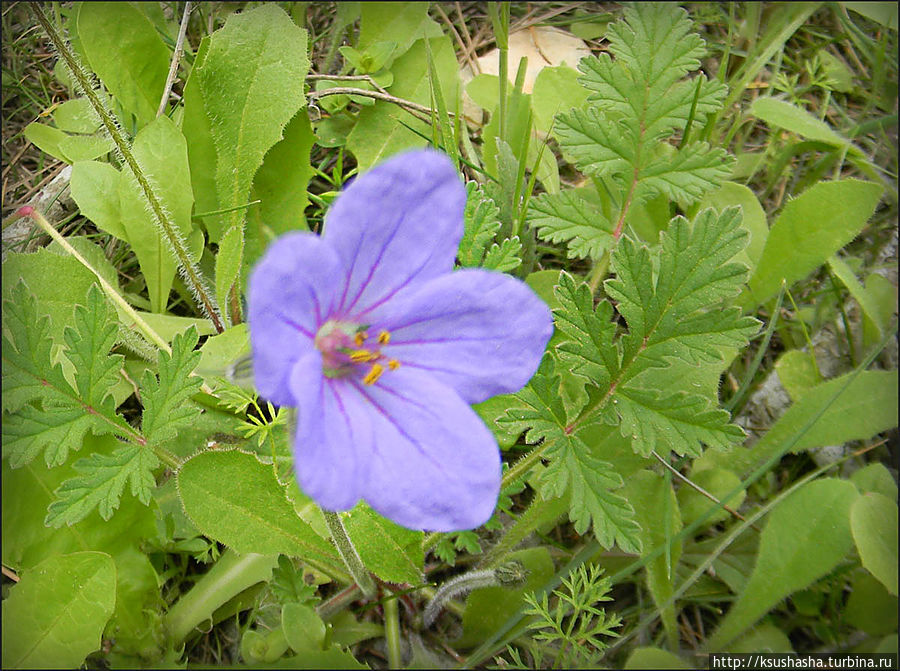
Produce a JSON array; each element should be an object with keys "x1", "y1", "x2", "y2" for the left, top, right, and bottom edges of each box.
[
  {"x1": 322, "y1": 149, "x2": 466, "y2": 319},
  {"x1": 289, "y1": 351, "x2": 365, "y2": 511},
  {"x1": 375, "y1": 269, "x2": 554, "y2": 404},
  {"x1": 343, "y1": 367, "x2": 500, "y2": 531},
  {"x1": 248, "y1": 232, "x2": 342, "y2": 405}
]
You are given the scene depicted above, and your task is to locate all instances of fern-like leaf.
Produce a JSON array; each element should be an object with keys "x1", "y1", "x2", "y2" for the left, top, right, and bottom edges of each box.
[
  {"x1": 554, "y1": 207, "x2": 760, "y2": 458},
  {"x1": 555, "y1": 3, "x2": 733, "y2": 205},
  {"x1": 458, "y1": 182, "x2": 502, "y2": 267},
  {"x1": 500, "y1": 368, "x2": 641, "y2": 553},
  {"x1": 1, "y1": 283, "x2": 131, "y2": 467},
  {"x1": 140, "y1": 327, "x2": 203, "y2": 446},
  {"x1": 45, "y1": 443, "x2": 159, "y2": 527},
  {"x1": 482, "y1": 236, "x2": 522, "y2": 272},
  {"x1": 527, "y1": 191, "x2": 614, "y2": 261}
]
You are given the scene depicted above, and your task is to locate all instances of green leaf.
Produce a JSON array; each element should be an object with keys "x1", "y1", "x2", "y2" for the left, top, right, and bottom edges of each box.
[
  {"x1": 742, "y1": 179, "x2": 884, "y2": 308},
  {"x1": 850, "y1": 493, "x2": 898, "y2": 595},
  {"x1": 1, "y1": 247, "x2": 110, "y2": 347},
  {"x1": 527, "y1": 190, "x2": 614, "y2": 260},
  {"x1": 181, "y1": 35, "x2": 220, "y2": 234},
  {"x1": 245, "y1": 111, "x2": 316, "y2": 273},
  {"x1": 623, "y1": 471, "x2": 682, "y2": 647},
  {"x1": 552, "y1": 209, "x2": 758, "y2": 459},
  {"x1": 197, "y1": 4, "x2": 310, "y2": 308},
  {"x1": 694, "y1": 181, "x2": 768, "y2": 272},
  {"x1": 750, "y1": 97, "x2": 852, "y2": 148},
  {"x1": 282, "y1": 603, "x2": 326, "y2": 652},
  {"x1": 76, "y1": 2, "x2": 170, "y2": 127},
  {"x1": 2, "y1": 433, "x2": 161, "y2": 659},
  {"x1": 23, "y1": 121, "x2": 113, "y2": 163},
  {"x1": 625, "y1": 647, "x2": 691, "y2": 670},
  {"x1": 347, "y1": 36, "x2": 458, "y2": 169},
  {"x1": 344, "y1": 504, "x2": 424, "y2": 584},
  {"x1": 555, "y1": 4, "x2": 732, "y2": 205},
  {"x1": 851, "y1": 463, "x2": 898, "y2": 501},
  {"x1": 118, "y1": 115, "x2": 197, "y2": 313},
  {"x1": 707, "y1": 479, "x2": 859, "y2": 650},
  {"x1": 828, "y1": 254, "x2": 887, "y2": 338},
  {"x1": 70, "y1": 160, "x2": 127, "y2": 239},
  {"x1": 52, "y1": 97, "x2": 100, "y2": 134},
  {"x1": 500, "y1": 369, "x2": 641, "y2": 552},
  {"x1": 45, "y1": 443, "x2": 159, "y2": 527},
  {"x1": 140, "y1": 327, "x2": 202, "y2": 446},
  {"x1": 357, "y1": 2, "x2": 442, "y2": 58},
  {"x1": 531, "y1": 66, "x2": 589, "y2": 135},
  {"x1": 2, "y1": 284, "x2": 130, "y2": 468},
  {"x1": 482, "y1": 237, "x2": 523, "y2": 272},
  {"x1": 177, "y1": 450, "x2": 341, "y2": 565},
  {"x1": 845, "y1": 570, "x2": 899, "y2": 637},
  {"x1": 1, "y1": 551, "x2": 116, "y2": 670},
  {"x1": 700, "y1": 369, "x2": 899, "y2": 478},
  {"x1": 458, "y1": 182, "x2": 503, "y2": 267}
]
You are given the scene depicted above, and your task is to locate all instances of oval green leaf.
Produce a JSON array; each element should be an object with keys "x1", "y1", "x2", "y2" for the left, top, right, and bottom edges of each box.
[
  {"x1": 1, "y1": 551, "x2": 116, "y2": 670},
  {"x1": 177, "y1": 450, "x2": 340, "y2": 565}
]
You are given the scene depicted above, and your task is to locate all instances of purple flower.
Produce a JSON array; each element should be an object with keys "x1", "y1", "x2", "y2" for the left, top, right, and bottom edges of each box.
[{"x1": 248, "y1": 149, "x2": 553, "y2": 531}]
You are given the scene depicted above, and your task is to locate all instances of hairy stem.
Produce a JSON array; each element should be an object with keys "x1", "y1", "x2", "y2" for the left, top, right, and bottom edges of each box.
[
  {"x1": 31, "y1": 4, "x2": 224, "y2": 333},
  {"x1": 321, "y1": 509, "x2": 377, "y2": 599}
]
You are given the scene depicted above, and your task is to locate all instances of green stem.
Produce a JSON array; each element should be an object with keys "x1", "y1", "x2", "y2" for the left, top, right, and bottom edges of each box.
[
  {"x1": 321, "y1": 509, "x2": 377, "y2": 599},
  {"x1": 587, "y1": 253, "x2": 611, "y2": 295},
  {"x1": 384, "y1": 593, "x2": 403, "y2": 669},
  {"x1": 31, "y1": 4, "x2": 224, "y2": 333},
  {"x1": 20, "y1": 207, "x2": 172, "y2": 354},
  {"x1": 165, "y1": 551, "x2": 278, "y2": 644}
]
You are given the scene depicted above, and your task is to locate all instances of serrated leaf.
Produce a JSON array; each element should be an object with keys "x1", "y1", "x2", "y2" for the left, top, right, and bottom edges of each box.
[
  {"x1": 458, "y1": 182, "x2": 502, "y2": 267},
  {"x1": 3, "y1": 407, "x2": 95, "y2": 469},
  {"x1": 2, "y1": 284, "x2": 131, "y2": 468},
  {"x1": 482, "y1": 237, "x2": 523, "y2": 272},
  {"x1": 45, "y1": 444, "x2": 159, "y2": 527},
  {"x1": 140, "y1": 327, "x2": 202, "y2": 446},
  {"x1": 552, "y1": 208, "x2": 759, "y2": 458},
  {"x1": 500, "y1": 370, "x2": 641, "y2": 552},
  {"x1": 527, "y1": 191, "x2": 614, "y2": 260},
  {"x1": 2, "y1": 283, "x2": 71, "y2": 414},
  {"x1": 555, "y1": 4, "x2": 732, "y2": 205}
]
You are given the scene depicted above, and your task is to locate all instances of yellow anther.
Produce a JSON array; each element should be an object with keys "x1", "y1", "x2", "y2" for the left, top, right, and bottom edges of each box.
[
  {"x1": 349, "y1": 349, "x2": 379, "y2": 363},
  {"x1": 388, "y1": 359, "x2": 400, "y2": 371},
  {"x1": 377, "y1": 330, "x2": 391, "y2": 344},
  {"x1": 362, "y1": 363, "x2": 385, "y2": 385},
  {"x1": 354, "y1": 331, "x2": 368, "y2": 347}
]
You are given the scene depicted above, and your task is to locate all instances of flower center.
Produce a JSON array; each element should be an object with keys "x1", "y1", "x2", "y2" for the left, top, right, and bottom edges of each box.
[{"x1": 314, "y1": 320, "x2": 400, "y2": 385}]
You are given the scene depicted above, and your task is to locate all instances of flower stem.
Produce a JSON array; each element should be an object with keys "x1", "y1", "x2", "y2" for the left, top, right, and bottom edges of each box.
[
  {"x1": 31, "y1": 3, "x2": 224, "y2": 333},
  {"x1": 165, "y1": 551, "x2": 278, "y2": 645},
  {"x1": 321, "y1": 509, "x2": 376, "y2": 599},
  {"x1": 18, "y1": 207, "x2": 172, "y2": 355},
  {"x1": 383, "y1": 593, "x2": 403, "y2": 669}
]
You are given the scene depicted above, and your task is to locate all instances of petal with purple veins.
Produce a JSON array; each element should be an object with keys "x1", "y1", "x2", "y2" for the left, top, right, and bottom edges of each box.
[
  {"x1": 322, "y1": 149, "x2": 466, "y2": 320},
  {"x1": 289, "y1": 352, "x2": 366, "y2": 512},
  {"x1": 248, "y1": 232, "x2": 342, "y2": 405},
  {"x1": 374, "y1": 268, "x2": 554, "y2": 404},
  {"x1": 343, "y1": 367, "x2": 501, "y2": 531}
]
